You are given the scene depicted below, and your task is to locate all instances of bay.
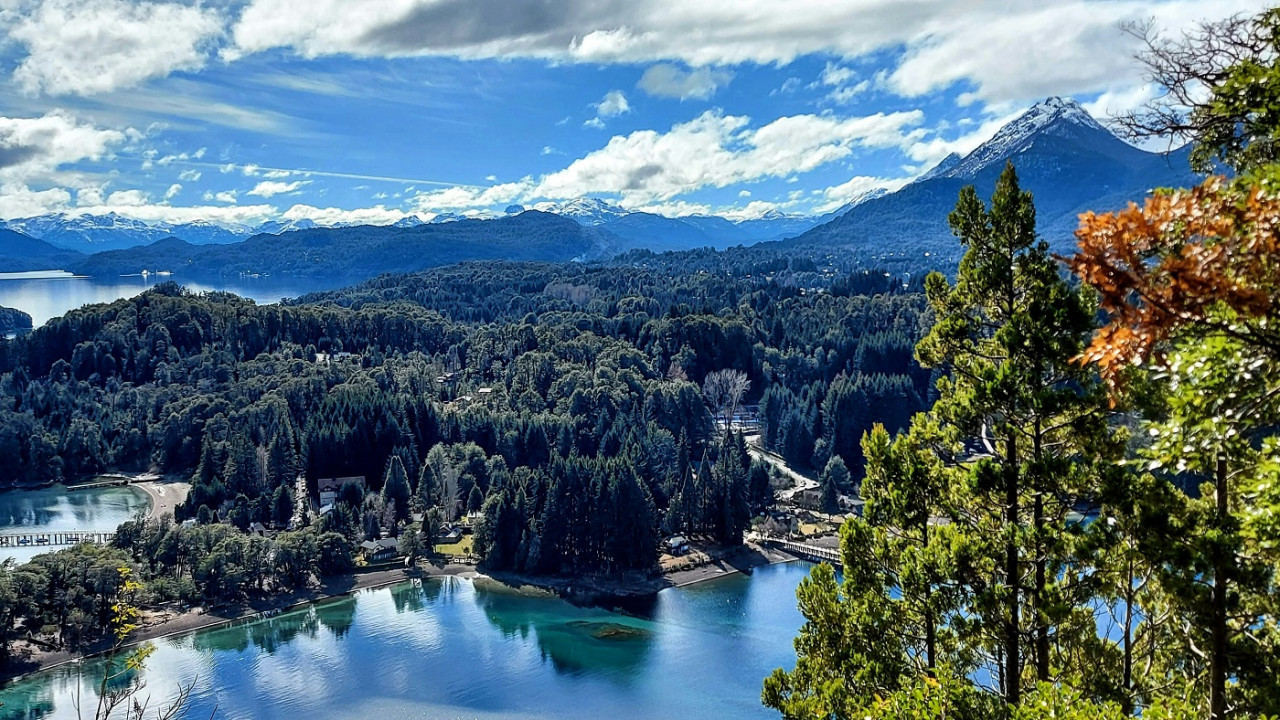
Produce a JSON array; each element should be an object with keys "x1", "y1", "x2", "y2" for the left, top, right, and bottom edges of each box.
[
  {"x1": 0, "y1": 562, "x2": 811, "y2": 720},
  {"x1": 0, "y1": 484, "x2": 151, "y2": 564}
]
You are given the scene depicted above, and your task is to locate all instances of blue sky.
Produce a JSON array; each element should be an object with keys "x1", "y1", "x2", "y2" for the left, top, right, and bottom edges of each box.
[{"x1": 0, "y1": 0, "x2": 1266, "y2": 227}]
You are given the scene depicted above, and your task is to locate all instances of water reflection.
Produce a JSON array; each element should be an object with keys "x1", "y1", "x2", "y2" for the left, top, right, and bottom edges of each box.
[
  {"x1": 0, "y1": 485, "x2": 150, "y2": 563},
  {"x1": 0, "y1": 272, "x2": 347, "y2": 328},
  {"x1": 473, "y1": 581, "x2": 654, "y2": 678},
  {"x1": 0, "y1": 565, "x2": 813, "y2": 720}
]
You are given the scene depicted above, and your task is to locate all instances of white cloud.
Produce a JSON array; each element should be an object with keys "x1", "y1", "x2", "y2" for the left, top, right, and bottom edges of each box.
[
  {"x1": 220, "y1": 0, "x2": 1258, "y2": 109},
  {"x1": 105, "y1": 189, "x2": 149, "y2": 206},
  {"x1": 241, "y1": 163, "x2": 261, "y2": 176},
  {"x1": 262, "y1": 169, "x2": 293, "y2": 179},
  {"x1": 0, "y1": 184, "x2": 73, "y2": 219},
  {"x1": 0, "y1": 111, "x2": 129, "y2": 183},
  {"x1": 164, "y1": 183, "x2": 182, "y2": 199},
  {"x1": 630, "y1": 199, "x2": 712, "y2": 217},
  {"x1": 246, "y1": 179, "x2": 308, "y2": 197},
  {"x1": 585, "y1": 89, "x2": 631, "y2": 127},
  {"x1": 219, "y1": 163, "x2": 236, "y2": 173},
  {"x1": 536, "y1": 108, "x2": 923, "y2": 204},
  {"x1": 813, "y1": 175, "x2": 908, "y2": 213},
  {"x1": 281, "y1": 203, "x2": 410, "y2": 226},
  {"x1": 597, "y1": 90, "x2": 630, "y2": 117},
  {"x1": 70, "y1": 202, "x2": 277, "y2": 227},
  {"x1": 411, "y1": 179, "x2": 534, "y2": 211},
  {"x1": 178, "y1": 169, "x2": 202, "y2": 182},
  {"x1": 213, "y1": 190, "x2": 237, "y2": 203},
  {"x1": 819, "y1": 62, "x2": 856, "y2": 88},
  {"x1": 638, "y1": 64, "x2": 732, "y2": 100},
  {"x1": 8, "y1": 0, "x2": 224, "y2": 96}
]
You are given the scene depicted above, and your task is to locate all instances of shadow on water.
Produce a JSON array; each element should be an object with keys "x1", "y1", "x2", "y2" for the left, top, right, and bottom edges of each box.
[{"x1": 472, "y1": 581, "x2": 656, "y2": 679}]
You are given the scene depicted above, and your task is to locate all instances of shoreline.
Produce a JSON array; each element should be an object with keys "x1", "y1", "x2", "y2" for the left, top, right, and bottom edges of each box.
[{"x1": 1, "y1": 544, "x2": 806, "y2": 686}]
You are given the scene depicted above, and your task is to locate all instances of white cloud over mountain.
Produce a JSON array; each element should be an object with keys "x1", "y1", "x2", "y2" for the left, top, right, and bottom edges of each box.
[{"x1": 536, "y1": 109, "x2": 923, "y2": 204}]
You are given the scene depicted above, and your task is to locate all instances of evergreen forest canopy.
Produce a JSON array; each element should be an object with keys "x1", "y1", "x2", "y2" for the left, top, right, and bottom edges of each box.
[{"x1": 0, "y1": 247, "x2": 932, "y2": 663}]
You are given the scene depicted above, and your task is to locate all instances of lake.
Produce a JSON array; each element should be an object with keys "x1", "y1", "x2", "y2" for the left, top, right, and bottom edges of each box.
[
  {"x1": 0, "y1": 562, "x2": 812, "y2": 720},
  {"x1": 0, "y1": 271, "x2": 347, "y2": 328},
  {"x1": 0, "y1": 484, "x2": 151, "y2": 564}
]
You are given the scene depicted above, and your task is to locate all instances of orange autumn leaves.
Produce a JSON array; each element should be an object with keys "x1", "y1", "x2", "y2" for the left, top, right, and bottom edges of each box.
[{"x1": 1067, "y1": 175, "x2": 1280, "y2": 387}]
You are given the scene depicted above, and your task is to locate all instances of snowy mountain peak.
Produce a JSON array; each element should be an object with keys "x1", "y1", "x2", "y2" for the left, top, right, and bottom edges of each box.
[
  {"x1": 917, "y1": 153, "x2": 962, "y2": 183},
  {"x1": 532, "y1": 197, "x2": 628, "y2": 225},
  {"x1": 945, "y1": 96, "x2": 1112, "y2": 180}
]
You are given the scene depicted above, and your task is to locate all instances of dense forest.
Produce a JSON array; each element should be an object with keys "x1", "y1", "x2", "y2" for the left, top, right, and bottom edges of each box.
[
  {"x1": 0, "y1": 248, "x2": 933, "y2": 658},
  {"x1": 0, "y1": 306, "x2": 32, "y2": 335}
]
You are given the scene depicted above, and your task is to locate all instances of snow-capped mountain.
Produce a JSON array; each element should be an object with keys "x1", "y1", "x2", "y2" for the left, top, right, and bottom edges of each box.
[
  {"x1": 1, "y1": 213, "x2": 251, "y2": 252},
  {"x1": 252, "y1": 218, "x2": 318, "y2": 235},
  {"x1": 532, "y1": 198, "x2": 629, "y2": 226},
  {"x1": 790, "y1": 96, "x2": 1199, "y2": 260}
]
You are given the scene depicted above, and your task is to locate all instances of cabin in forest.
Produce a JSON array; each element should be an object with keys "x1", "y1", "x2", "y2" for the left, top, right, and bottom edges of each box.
[
  {"x1": 318, "y1": 476, "x2": 367, "y2": 507},
  {"x1": 664, "y1": 535, "x2": 691, "y2": 555},
  {"x1": 360, "y1": 537, "x2": 398, "y2": 562}
]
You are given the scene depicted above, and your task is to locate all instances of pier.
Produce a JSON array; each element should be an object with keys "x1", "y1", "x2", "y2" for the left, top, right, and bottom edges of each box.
[
  {"x1": 0, "y1": 530, "x2": 116, "y2": 548},
  {"x1": 764, "y1": 537, "x2": 842, "y2": 566}
]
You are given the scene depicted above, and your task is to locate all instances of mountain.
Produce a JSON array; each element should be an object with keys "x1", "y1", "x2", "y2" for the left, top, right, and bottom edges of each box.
[
  {"x1": 0, "y1": 228, "x2": 86, "y2": 272},
  {"x1": 786, "y1": 96, "x2": 1200, "y2": 265},
  {"x1": 3, "y1": 213, "x2": 251, "y2": 251},
  {"x1": 71, "y1": 211, "x2": 614, "y2": 278},
  {"x1": 533, "y1": 198, "x2": 630, "y2": 226},
  {"x1": 252, "y1": 218, "x2": 317, "y2": 235}
]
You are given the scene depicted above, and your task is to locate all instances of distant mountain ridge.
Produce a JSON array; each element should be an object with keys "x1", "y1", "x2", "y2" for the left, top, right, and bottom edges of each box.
[
  {"x1": 785, "y1": 96, "x2": 1200, "y2": 264},
  {"x1": 0, "y1": 229, "x2": 85, "y2": 272},
  {"x1": 68, "y1": 211, "x2": 615, "y2": 278}
]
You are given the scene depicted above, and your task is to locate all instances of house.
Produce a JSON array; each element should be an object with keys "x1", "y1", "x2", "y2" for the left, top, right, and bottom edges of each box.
[
  {"x1": 359, "y1": 537, "x2": 399, "y2": 562},
  {"x1": 318, "y1": 476, "x2": 366, "y2": 507},
  {"x1": 664, "y1": 535, "x2": 691, "y2": 555},
  {"x1": 439, "y1": 525, "x2": 464, "y2": 544},
  {"x1": 249, "y1": 522, "x2": 269, "y2": 536}
]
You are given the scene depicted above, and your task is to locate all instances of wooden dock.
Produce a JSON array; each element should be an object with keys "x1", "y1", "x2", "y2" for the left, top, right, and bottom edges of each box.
[
  {"x1": 764, "y1": 537, "x2": 842, "y2": 566},
  {"x1": 0, "y1": 530, "x2": 115, "y2": 548}
]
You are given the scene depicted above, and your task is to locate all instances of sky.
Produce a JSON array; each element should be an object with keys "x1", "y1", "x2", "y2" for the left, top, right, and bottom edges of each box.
[{"x1": 0, "y1": 0, "x2": 1267, "y2": 228}]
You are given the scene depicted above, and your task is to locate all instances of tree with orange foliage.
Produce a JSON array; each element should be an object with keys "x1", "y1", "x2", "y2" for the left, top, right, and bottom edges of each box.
[{"x1": 1069, "y1": 172, "x2": 1280, "y2": 719}]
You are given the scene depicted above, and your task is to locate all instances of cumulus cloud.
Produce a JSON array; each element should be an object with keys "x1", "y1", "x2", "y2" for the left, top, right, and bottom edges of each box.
[
  {"x1": 536, "y1": 108, "x2": 923, "y2": 204},
  {"x1": 221, "y1": 0, "x2": 1254, "y2": 107},
  {"x1": 813, "y1": 175, "x2": 909, "y2": 213},
  {"x1": 246, "y1": 179, "x2": 308, "y2": 197},
  {"x1": 164, "y1": 183, "x2": 182, "y2": 199},
  {"x1": 178, "y1": 169, "x2": 202, "y2": 182},
  {"x1": 596, "y1": 90, "x2": 631, "y2": 117},
  {"x1": 7, "y1": 0, "x2": 224, "y2": 96},
  {"x1": 281, "y1": 204, "x2": 410, "y2": 226},
  {"x1": 0, "y1": 112, "x2": 128, "y2": 181},
  {"x1": 411, "y1": 180, "x2": 534, "y2": 211},
  {"x1": 638, "y1": 64, "x2": 733, "y2": 100}
]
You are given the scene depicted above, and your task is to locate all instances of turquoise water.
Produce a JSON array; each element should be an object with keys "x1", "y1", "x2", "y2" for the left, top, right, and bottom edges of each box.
[
  {"x1": 0, "y1": 562, "x2": 812, "y2": 719},
  {"x1": 0, "y1": 484, "x2": 151, "y2": 563}
]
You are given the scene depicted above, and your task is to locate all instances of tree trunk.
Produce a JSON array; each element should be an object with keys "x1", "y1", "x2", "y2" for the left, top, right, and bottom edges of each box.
[
  {"x1": 1210, "y1": 455, "x2": 1229, "y2": 720},
  {"x1": 923, "y1": 518, "x2": 937, "y2": 674},
  {"x1": 1005, "y1": 433, "x2": 1021, "y2": 706}
]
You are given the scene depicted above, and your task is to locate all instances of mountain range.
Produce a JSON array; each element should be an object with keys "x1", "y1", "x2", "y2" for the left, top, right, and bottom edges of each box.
[{"x1": 0, "y1": 96, "x2": 1200, "y2": 278}]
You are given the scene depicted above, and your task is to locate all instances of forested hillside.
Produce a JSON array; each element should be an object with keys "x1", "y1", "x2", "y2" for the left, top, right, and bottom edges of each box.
[{"x1": 0, "y1": 257, "x2": 930, "y2": 583}]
